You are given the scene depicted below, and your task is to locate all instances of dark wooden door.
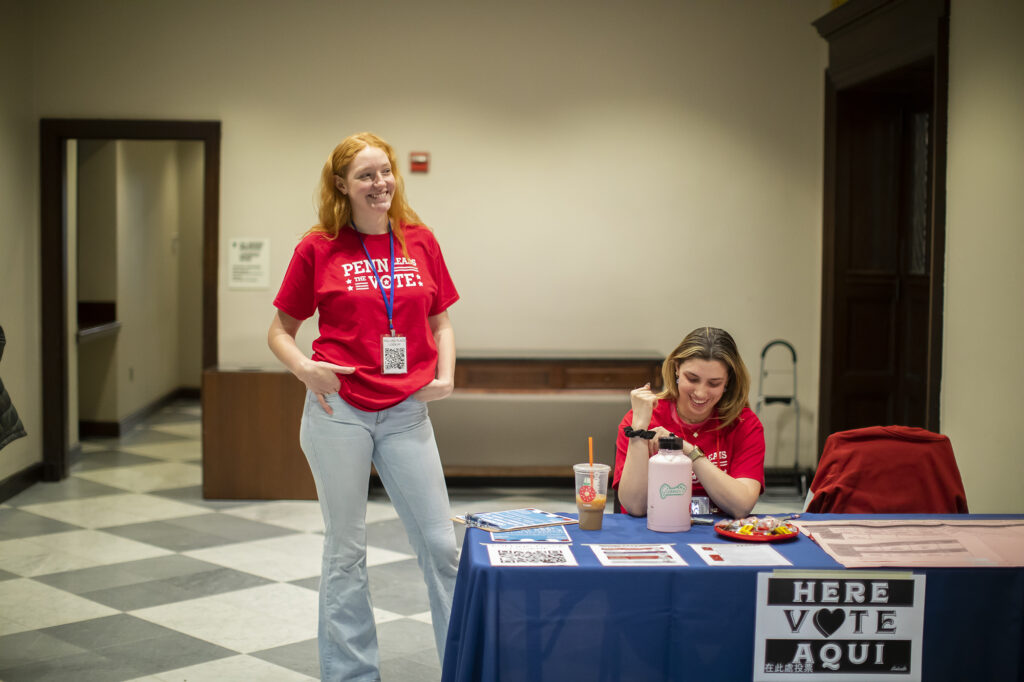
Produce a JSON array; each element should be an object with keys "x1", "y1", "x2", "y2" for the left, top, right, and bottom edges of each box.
[
  {"x1": 831, "y1": 76, "x2": 933, "y2": 433},
  {"x1": 814, "y1": 0, "x2": 949, "y2": 452}
]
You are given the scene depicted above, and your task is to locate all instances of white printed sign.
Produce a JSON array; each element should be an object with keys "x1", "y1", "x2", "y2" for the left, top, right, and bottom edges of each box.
[
  {"x1": 229, "y1": 238, "x2": 269, "y2": 289},
  {"x1": 754, "y1": 571, "x2": 925, "y2": 681},
  {"x1": 689, "y1": 542, "x2": 791, "y2": 567},
  {"x1": 485, "y1": 544, "x2": 577, "y2": 567}
]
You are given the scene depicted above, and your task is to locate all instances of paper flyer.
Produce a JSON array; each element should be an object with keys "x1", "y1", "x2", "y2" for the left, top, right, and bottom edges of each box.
[
  {"x1": 455, "y1": 508, "x2": 577, "y2": 532},
  {"x1": 228, "y1": 238, "x2": 269, "y2": 289},
  {"x1": 489, "y1": 525, "x2": 573, "y2": 542},
  {"x1": 485, "y1": 544, "x2": 578, "y2": 566},
  {"x1": 690, "y1": 543, "x2": 793, "y2": 566},
  {"x1": 588, "y1": 544, "x2": 687, "y2": 566}
]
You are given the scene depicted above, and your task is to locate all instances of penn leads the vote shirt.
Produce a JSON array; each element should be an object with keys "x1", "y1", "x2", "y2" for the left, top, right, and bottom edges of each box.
[{"x1": 273, "y1": 224, "x2": 459, "y2": 411}]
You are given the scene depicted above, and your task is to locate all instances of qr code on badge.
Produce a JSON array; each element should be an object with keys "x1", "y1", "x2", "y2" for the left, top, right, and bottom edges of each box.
[{"x1": 382, "y1": 345, "x2": 406, "y2": 373}]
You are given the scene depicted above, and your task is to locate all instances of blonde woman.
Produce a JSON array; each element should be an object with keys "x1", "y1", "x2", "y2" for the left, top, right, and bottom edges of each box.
[
  {"x1": 614, "y1": 327, "x2": 765, "y2": 519},
  {"x1": 268, "y1": 132, "x2": 458, "y2": 681}
]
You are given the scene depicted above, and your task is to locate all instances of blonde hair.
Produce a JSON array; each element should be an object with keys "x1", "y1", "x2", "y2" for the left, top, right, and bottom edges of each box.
[
  {"x1": 307, "y1": 132, "x2": 424, "y2": 256},
  {"x1": 657, "y1": 327, "x2": 751, "y2": 429}
]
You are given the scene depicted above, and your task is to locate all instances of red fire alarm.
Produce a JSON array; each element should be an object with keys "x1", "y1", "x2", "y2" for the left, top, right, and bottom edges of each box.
[{"x1": 410, "y1": 151, "x2": 430, "y2": 173}]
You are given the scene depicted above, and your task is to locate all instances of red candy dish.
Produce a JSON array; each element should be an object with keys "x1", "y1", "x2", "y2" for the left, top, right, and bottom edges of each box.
[{"x1": 714, "y1": 516, "x2": 800, "y2": 542}]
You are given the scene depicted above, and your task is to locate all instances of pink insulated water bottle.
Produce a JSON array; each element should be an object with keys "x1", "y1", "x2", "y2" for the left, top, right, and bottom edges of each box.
[{"x1": 647, "y1": 435, "x2": 693, "y2": 532}]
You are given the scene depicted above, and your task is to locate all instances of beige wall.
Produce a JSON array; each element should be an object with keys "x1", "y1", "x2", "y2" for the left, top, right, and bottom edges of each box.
[
  {"x1": 115, "y1": 141, "x2": 185, "y2": 418},
  {"x1": 944, "y1": 1, "x2": 1024, "y2": 512},
  {"x1": 77, "y1": 141, "x2": 118, "y2": 302},
  {"x1": 177, "y1": 142, "x2": 204, "y2": 389},
  {"x1": 77, "y1": 141, "x2": 120, "y2": 422},
  {"x1": 26, "y1": 0, "x2": 830, "y2": 468},
  {"x1": 4, "y1": 1, "x2": 1019, "y2": 509},
  {"x1": 0, "y1": 0, "x2": 40, "y2": 482}
]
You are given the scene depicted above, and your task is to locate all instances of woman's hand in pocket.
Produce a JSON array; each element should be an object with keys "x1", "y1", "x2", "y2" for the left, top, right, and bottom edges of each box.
[
  {"x1": 411, "y1": 378, "x2": 454, "y2": 403},
  {"x1": 299, "y1": 360, "x2": 354, "y2": 414}
]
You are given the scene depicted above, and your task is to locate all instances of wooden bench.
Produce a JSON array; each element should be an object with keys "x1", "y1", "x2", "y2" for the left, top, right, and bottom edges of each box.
[{"x1": 201, "y1": 352, "x2": 662, "y2": 499}]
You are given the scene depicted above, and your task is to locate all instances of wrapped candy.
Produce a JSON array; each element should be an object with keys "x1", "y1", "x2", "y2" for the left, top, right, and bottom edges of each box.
[{"x1": 715, "y1": 515, "x2": 799, "y2": 538}]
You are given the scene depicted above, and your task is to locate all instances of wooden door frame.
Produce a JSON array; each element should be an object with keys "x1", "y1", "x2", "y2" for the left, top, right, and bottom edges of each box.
[
  {"x1": 39, "y1": 119, "x2": 221, "y2": 480},
  {"x1": 813, "y1": 0, "x2": 949, "y2": 452}
]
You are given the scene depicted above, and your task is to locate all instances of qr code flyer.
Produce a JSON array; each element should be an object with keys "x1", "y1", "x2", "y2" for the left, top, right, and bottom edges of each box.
[{"x1": 485, "y1": 544, "x2": 578, "y2": 566}]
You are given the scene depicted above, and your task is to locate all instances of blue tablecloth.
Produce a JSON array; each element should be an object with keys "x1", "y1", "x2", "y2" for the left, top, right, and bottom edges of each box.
[{"x1": 441, "y1": 513, "x2": 1024, "y2": 682}]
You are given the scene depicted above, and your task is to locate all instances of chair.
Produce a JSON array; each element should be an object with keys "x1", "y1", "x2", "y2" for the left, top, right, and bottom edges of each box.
[{"x1": 805, "y1": 425, "x2": 968, "y2": 514}]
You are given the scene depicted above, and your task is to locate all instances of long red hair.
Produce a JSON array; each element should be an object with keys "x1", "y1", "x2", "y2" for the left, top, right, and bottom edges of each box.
[{"x1": 307, "y1": 132, "x2": 425, "y2": 256}]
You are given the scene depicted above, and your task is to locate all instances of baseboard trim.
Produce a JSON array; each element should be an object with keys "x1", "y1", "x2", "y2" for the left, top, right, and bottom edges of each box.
[
  {"x1": 79, "y1": 386, "x2": 200, "y2": 438},
  {"x1": 0, "y1": 461, "x2": 44, "y2": 503}
]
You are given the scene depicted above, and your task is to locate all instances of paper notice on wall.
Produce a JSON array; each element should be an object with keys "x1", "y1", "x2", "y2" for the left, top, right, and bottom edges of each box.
[{"x1": 229, "y1": 238, "x2": 269, "y2": 289}]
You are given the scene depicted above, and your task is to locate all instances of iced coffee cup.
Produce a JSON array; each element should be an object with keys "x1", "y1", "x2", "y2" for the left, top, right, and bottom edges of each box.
[{"x1": 573, "y1": 463, "x2": 610, "y2": 530}]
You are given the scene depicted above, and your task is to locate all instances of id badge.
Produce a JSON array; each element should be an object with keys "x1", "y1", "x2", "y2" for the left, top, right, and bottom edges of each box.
[{"x1": 381, "y1": 334, "x2": 408, "y2": 374}]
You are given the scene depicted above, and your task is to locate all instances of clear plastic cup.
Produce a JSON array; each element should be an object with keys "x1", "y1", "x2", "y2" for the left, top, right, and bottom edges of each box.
[{"x1": 573, "y1": 463, "x2": 611, "y2": 530}]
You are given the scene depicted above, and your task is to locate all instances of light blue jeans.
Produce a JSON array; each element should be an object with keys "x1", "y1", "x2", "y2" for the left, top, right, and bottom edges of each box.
[{"x1": 300, "y1": 390, "x2": 458, "y2": 682}]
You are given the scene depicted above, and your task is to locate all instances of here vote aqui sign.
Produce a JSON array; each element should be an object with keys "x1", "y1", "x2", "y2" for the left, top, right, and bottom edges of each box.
[{"x1": 754, "y1": 572, "x2": 925, "y2": 681}]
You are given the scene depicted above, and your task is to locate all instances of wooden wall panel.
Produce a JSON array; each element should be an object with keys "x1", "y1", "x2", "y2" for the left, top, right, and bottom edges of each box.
[
  {"x1": 453, "y1": 356, "x2": 662, "y2": 391},
  {"x1": 202, "y1": 369, "x2": 315, "y2": 500}
]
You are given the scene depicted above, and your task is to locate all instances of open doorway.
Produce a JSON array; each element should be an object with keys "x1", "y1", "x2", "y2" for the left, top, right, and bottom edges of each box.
[
  {"x1": 40, "y1": 119, "x2": 220, "y2": 480},
  {"x1": 73, "y1": 139, "x2": 204, "y2": 439}
]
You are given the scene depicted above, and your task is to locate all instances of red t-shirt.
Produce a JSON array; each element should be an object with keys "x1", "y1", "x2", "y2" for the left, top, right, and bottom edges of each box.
[
  {"x1": 613, "y1": 400, "x2": 765, "y2": 513},
  {"x1": 273, "y1": 224, "x2": 459, "y2": 411}
]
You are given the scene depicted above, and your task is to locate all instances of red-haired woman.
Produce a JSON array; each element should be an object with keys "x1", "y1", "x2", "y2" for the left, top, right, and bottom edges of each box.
[{"x1": 269, "y1": 132, "x2": 458, "y2": 681}]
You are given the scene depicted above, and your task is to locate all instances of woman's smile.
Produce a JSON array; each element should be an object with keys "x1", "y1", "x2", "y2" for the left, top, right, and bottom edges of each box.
[{"x1": 675, "y1": 358, "x2": 728, "y2": 424}]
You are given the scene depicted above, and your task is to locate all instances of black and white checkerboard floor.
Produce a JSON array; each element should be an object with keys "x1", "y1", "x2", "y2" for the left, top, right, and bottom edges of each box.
[{"x1": 0, "y1": 399, "x2": 803, "y2": 681}]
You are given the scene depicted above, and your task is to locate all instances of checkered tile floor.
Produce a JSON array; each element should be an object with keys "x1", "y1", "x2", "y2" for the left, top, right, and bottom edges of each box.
[{"x1": 0, "y1": 399, "x2": 803, "y2": 681}]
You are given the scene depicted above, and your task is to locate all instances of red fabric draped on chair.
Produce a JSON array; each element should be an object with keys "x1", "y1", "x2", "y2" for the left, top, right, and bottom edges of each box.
[{"x1": 806, "y1": 425, "x2": 968, "y2": 514}]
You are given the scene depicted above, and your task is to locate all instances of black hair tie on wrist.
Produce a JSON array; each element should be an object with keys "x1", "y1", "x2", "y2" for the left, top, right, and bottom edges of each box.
[{"x1": 623, "y1": 425, "x2": 657, "y2": 440}]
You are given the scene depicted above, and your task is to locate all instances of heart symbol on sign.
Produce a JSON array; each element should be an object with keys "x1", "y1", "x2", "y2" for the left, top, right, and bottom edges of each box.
[{"x1": 812, "y1": 608, "x2": 846, "y2": 638}]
